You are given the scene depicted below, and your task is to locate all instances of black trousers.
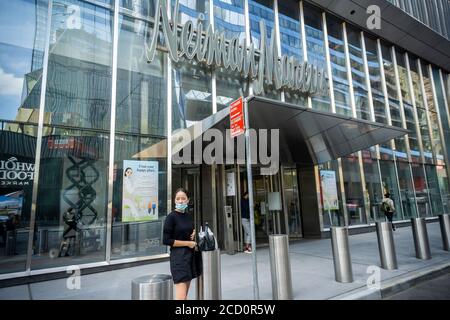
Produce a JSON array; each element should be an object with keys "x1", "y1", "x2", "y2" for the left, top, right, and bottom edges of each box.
[{"x1": 384, "y1": 212, "x2": 395, "y2": 229}]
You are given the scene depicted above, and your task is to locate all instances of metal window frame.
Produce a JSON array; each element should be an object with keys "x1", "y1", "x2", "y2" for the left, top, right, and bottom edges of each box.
[{"x1": 25, "y1": 0, "x2": 54, "y2": 274}]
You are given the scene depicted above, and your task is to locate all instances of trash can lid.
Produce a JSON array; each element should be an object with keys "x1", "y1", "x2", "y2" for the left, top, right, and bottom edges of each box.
[{"x1": 132, "y1": 274, "x2": 172, "y2": 284}]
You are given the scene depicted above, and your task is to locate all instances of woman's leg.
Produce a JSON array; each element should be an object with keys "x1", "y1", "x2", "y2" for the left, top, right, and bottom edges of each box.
[{"x1": 174, "y1": 281, "x2": 189, "y2": 300}]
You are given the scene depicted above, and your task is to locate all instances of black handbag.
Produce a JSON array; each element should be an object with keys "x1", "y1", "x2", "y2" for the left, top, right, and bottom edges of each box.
[{"x1": 197, "y1": 223, "x2": 216, "y2": 251}]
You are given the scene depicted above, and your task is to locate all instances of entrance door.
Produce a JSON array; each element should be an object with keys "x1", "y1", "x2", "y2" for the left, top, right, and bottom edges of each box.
[
  {"x1": 172, "y1": 166, "x2": 202, "y2": 232},
  {"x1": 239, "y1": 166, "x2": 284, "y2": 245},
  {"x1": 282, "y1": 167, "x2": 303, "y2": 238}
]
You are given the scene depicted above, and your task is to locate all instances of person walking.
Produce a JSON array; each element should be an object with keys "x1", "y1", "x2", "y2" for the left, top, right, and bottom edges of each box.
[
  {"x1": 241, "y1": 192, "x2": 252, "y2": 253},
  {"x1": 381, "y1": 192, "x2": 396, "y2": 231}
]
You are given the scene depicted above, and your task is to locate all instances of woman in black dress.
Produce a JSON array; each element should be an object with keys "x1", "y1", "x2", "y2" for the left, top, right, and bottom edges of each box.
[{"x1": 163, "y1": 188, "x2": 197, "y2": 300}]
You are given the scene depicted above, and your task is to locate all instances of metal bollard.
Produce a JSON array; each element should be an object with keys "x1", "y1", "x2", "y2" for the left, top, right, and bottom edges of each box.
[
  {"x1": 331, "y1": 226, "x2": 353, "y2": 283},
  {"x1": 411, "y1": 217, "x2": 432, "y2": 260},
  {"x1": 131, "y1": 274, "x2": 173, "y2": 300},
  {"x1": 269, "y1": 234, "x2": 293, "y2": 300},
  {"x1": 196, "y1": 249, "x2": 221, "y2": 300},
  {"x1": 438, "y1": 214, "x2": 450, "y2": 251},
  {"x1": 376, "y1": 222, "x2": 398, "y2": 270}
]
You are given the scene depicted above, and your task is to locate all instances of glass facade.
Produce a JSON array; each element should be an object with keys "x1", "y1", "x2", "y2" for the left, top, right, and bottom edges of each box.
[{"x1": 1, "y1": 0, "x2": 450, "y2": 279}]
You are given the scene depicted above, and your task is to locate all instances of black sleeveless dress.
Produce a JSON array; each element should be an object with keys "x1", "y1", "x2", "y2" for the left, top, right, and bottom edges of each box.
[{"x1": 162, "y1": 210, "x2": 199, "y2": 284}]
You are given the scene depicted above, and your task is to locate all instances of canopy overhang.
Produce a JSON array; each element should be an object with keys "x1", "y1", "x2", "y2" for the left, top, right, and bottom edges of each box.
[{"x1": 135, "y1": 96, "x2": 409, "y2": 166}]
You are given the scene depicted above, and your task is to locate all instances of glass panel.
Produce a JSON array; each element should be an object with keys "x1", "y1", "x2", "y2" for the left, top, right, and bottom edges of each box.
[
  {"x1": 32, "y1": 0, "x2": 112, "y2": 270},
  {"x1": 379, "y1": 160, "x2": 402, "y2": 221},
  {"x1": 424, "y1": 164, "x2": 444, "y2": 216},
  {"x1": 380, "y1": 41, "x2": 407, "y2": 160},
  {"x1": 432, "y1": 67, "x2": 450, "y2": 167},
  {"x1": 411, "y1": 163, "x2": 431, "y2": 217},
  {"x1": 409, "y1": 56, "x2": 433, "y2": 164},
  {"x1": 0, "y1": 0, "x2": 49, "y2": 273},
  {"x1": 318, "y1": 160, "x2": 344, "y2": 228},
  {"x1": 326, "y1": 16, "x2": 351, "y2": 116},
  {"x1": 120, "y1": 0, "x2": 155, "y2": 17},
  {"x1": 437, "y1": 165, "x2": 450, "y2": 213},
  {"x1": 303, "y1": 3, "x2": 329, "y2": 112},
  {"x1": 172, "y1": 0, "x2": 212, "y2": 130},
  {"x1": 365, "y1": 36, "x2": 387, "y2": 124},
  {"x1": 249, "y1": 0, "x2": 278, "y2": 99},
  {"x1": 362, "y1": 154, "x2": 383, "y2": 223},
  {"x1": 396, "y1": 160, "x2": 417, "y2": 219},
  {"x1": 214, "y1": 0, "x2": 248, "y2": 110},
  {"x1": 282, "y1": 168, "x2": 302, "y2": 237},
  {"x1": 278, "y1": 0, "x2": 305, "y2": 106},
  {"x1": 347, "y1": 25, "x2": 370, "y2": 120},
  {"x1": 111, "y1": 14, "x2": 168, "y2": 260},
  {"x1": 397, "y1": 50, "x2": 421, "y2": 162},
  {"x1": 341, "y1": 155, "x2": 366, "y2": 225}
]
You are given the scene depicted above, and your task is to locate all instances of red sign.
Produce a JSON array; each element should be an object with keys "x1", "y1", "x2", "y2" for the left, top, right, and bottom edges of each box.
[{"x1": 230, "y1": 97, "x2": 245, "y2": 138}]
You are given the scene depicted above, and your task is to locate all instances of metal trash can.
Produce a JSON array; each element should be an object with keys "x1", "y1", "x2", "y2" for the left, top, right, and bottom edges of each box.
[
  {"x1": 438, "y1": 214, "x2": 450, "y2": 251},
  {"x1": 376, "y1": 221, "x2": 398, "y2": 270},
  {"x1": 331, "y1": 226, "x2": 353, "y2": 283},
  {"x1": 411, "y1": 217, "x2": 431, "y2": 260},
  {"x1": 196, "y1": 249, "x2": 221, "y2": 300},
  {"x1": 269, "y1": 234, "x2": 293, "y2": 300},
  {"x1": 131, "y1": 274, "x2": 173, "y2": 300}
]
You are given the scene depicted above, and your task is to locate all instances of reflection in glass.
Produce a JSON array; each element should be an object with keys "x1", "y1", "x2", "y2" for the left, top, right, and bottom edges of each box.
[
  {"x1": 278, "y1": 0, "x2": 305, "y2": 106},
  {"x1": 396, "y1": 50, "x2": 421, "y2": 162},
  {"x1": 380, "y1": 41, "x2": 407, "y2": 160},
  {"x1": 424, "y1": 164, "x2": 444, "y2": 216},
  {"x1": 283, "y1": 168, "x2": 302, "y2": 237},
  {"x1": 32, "y1": 0, "x2": 112, "y2": 270},
  {"x1": 249, "y1": 0, "x2": 278, "y2": 99},
  {"x1": 172, "y1": 0, "x2": 212, "y2": 130},
  {"x1": 347, "y1": 25, "x2": 370, "y2": 120},
  {"x1": 0, "y1": 0, "x2": 49, "y2": 273},
  {"x1": 341, "y1": 155, "x2": 366, "y2": 225},
  {"x1": 409, "y1": 56, "x2": 433, "y2": 164},
  {"x1": 365, "y1": 36, "x2": 387, "y2": 125},
  {"x1": 111, "y1": 14, "x2": 168, "y2": 260},
  {"x1": 327, "y1": 16, "x2": 351, "y2": 116},
  {"x1": 362, "y1": 154, "x2": 382, "y2": 222},
  {"x1": 437, "y1": 165, "x2": 450, "y2": 214},
  {"x1": 214, "y1": 0, "x2": 247, "y2": 109},
  {"x1": 432, "y1": 67, "x2": 450, "y2": 166},
  {"x1": 411, "y1": 163, "x2": 431, "y2": 217},
  {"x1": 396, "y1": 161, "x2": 417, "y2": 219},
  {"x1": 303, "y1": 3, "x2": 329, "y2": 111}
]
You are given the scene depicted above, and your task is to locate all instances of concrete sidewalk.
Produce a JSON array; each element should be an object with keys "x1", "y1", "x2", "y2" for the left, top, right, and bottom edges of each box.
[{"x1": 0, "y1": 221, "x2": 449, "y2": 300}]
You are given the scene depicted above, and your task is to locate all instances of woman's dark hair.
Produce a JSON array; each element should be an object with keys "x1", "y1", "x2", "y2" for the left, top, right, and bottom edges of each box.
[
  {"x1": 124, "y1": 167, "x2": 133, "y2": 177},
  {"x1": 174, "y1": 187, "x2": 190, "y2": 199}
]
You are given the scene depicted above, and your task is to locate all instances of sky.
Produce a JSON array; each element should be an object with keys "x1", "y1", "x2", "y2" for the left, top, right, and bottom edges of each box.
[{"x1": 0, "y1": 0, "x2": 39, "y2": 121}]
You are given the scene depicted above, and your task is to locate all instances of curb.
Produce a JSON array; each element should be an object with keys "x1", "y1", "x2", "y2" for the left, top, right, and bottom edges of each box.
[{"x1": 330, "y1": 260, "x2": 450, "y2": 300}]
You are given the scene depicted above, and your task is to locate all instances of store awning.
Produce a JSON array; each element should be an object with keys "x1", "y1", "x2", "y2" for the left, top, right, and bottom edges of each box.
[{"x1": 135, "y1": 96, "x2": 409, "y2": 165}]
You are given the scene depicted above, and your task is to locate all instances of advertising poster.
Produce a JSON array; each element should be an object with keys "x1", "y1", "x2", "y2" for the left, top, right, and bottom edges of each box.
[
  {"x1": 122, "y1": 160, "x2": 158, "y2": 222},
  {"x1": 320, "y1": 170, "x2": 339, "y2": 211}
]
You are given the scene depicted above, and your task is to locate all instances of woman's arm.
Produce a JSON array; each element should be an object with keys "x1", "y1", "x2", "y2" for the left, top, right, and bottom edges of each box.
[
  {"x1": 172, "y1": 240, "x2": 196, "y2": 248},
  {"x1": 162, "y1": 214, "x2": 196, "y2": 248}
]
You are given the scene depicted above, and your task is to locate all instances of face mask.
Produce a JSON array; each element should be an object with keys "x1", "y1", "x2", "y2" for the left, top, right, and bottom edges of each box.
[{"x1": 175, "y1": 203, "x2": 188, "y2": 211}]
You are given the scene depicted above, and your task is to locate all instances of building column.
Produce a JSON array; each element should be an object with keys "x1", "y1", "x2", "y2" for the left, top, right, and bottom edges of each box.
[{"x1": 297, "y1": 165, "x2": 322, "y2": 238}]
